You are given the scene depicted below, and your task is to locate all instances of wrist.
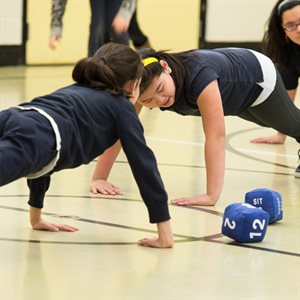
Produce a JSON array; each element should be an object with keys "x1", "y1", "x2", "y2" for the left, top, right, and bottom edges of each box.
[
  {"x1": 92, "y1": 177, "x2": 107, "y2": 182},
  {"x1": 206, "y1": 193, "x2": 220, "y2": 205}
]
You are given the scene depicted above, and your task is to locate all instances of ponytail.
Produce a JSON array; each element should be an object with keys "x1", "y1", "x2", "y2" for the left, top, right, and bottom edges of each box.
[{"x1": 72, "y1": 43, "x2": 143, "y2": 96}]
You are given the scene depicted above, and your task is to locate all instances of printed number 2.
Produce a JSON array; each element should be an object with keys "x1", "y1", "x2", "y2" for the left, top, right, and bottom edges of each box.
[
  {"x1": 224, "y1": 217, "x2": 266, "y2": 239},
  {"x1": 249, "y1": 219, "x2": 266, "y2": 239},
  {"x1": 224, "y1": 218, "x2": 236, "y2": 229}
]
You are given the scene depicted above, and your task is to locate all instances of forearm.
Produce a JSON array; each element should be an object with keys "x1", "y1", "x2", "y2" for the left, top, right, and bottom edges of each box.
[
  {"x1": 50, "y1": 0, "x2": 67, "y2": 36},
  {"x1": 27, "y1": 176, "x2": 51, "y2": 208},
  {"x1": 117, "y1": 0, "x2": 136, "y2": 21},
  {"x1": 92, "y1": 141, "x2": 122, "y2": 180},
  {"x1": 204, "y1": 136, "x2": 225, "y2": 203}
]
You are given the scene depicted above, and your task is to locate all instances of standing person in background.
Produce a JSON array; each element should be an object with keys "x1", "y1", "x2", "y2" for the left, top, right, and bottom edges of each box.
[
  {"x1": 128, "y1": 8, "x2": 151, "y2": 50},
  {"x1": 250, "y1": 0, "x2": 300, "y2": 176},
  {"x1": 49, "y1": 0, "x2": 136, "y2": 56},
  {"x1": 49, "y1": 0, "x2": 151, "y2": 56}
]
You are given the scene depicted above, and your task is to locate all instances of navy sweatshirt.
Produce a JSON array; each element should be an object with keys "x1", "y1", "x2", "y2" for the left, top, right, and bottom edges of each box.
[{"x1": 16, "y1": 84, "x2": 170, "y2": 223}]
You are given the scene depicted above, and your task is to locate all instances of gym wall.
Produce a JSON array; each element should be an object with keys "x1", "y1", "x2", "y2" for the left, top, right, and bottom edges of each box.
[
  {"x1": 1, "y1": 0, "x2": 279, "y2": 65},
  {"x1": 25, "y1": 0, "x2": 200, "y2": 65},
  {"x1": 200, "y1": 0, "x2": 277, "y2": 50},
  {"x1": 0, "y1": 0, "x2": 25, "y2": 65}
]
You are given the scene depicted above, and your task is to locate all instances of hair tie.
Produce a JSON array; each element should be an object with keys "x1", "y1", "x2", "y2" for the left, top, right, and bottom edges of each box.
[
  {"x1": 277, "y1": 0, "x2": 300, "y2": 15},
  {"x1": 142, "y1": 57, "x2": 158, "y2": 67}
]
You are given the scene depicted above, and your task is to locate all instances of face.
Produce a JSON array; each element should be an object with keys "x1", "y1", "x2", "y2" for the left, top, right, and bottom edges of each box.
[
  {"x1": 138, "y1": 62, "x2": 176, "y2": 109},
  {"x1": 282, "y1": 5, "x2": 300, "y2": 45}
]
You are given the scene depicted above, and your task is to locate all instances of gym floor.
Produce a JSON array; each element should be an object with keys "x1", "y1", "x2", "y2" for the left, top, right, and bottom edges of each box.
[{"x1": 0, "y1": 65, "x2": 299, "y2": 300}]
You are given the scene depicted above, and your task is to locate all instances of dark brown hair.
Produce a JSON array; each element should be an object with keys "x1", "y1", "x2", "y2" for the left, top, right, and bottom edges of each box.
[
  {"x1": 138, "y1": 48, "x2": 188, "y2": 101},
  {"x1": 72, "y1": 43, "x2": 143, "y2": 96},
  {"x1": 262, "y1": 0, "x2": 300, "y2": 68}
]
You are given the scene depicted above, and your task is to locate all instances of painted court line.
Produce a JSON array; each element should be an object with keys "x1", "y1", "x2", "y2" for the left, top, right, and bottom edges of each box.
[{"x1": 146, "y1": 136, "x2": 297, "y2": 158}]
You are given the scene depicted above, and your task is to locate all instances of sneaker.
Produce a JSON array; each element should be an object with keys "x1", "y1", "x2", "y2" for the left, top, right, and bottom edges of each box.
[{"x1": 295, "y1": 149, "x2": 300, "y2": 178}]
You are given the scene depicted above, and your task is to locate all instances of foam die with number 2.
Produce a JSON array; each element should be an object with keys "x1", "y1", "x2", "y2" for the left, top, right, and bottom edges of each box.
[
  {"x1": 245, "y1": 188, "x2": 283, "y2": 224},
  {"x1": 222, "y1": 203, "x2": 270, "y2": 243}
]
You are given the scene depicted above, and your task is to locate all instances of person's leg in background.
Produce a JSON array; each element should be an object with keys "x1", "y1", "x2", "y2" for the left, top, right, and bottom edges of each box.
[
  {"x1": 88, "y1": 0, "x2": 106, "y2": 56},
  {"x1": 88, "y1": 0, "x2": 129, "y2": 56},
  {"x1": 107, "y1": 0, "x2": 130, "y2": 46},
  {"x1": 128, "y1": 9, "x2": 151, "y2": 49}
]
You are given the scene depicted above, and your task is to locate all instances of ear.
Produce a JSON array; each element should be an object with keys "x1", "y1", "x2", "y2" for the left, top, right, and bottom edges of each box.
[
  {"x1": 124, "y1": 79, "x2": 141, "y2": 104},
  {"x1": 123, "y1": 79, "x2": 139, "y2": 95},
  {"x1": 159, "y1": 60, "x2": 171, "y2": 73},
  {"x1": 133, "y1": 78, "x2": 141, "y2": 91},
  {"x1": 126, "y1": 79, "x2": 140, "y2": 95}
]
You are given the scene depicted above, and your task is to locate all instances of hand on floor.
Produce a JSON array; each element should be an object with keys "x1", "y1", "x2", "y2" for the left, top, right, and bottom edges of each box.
[
  {"x1": 171, "y1": 194, "x2": 217, "y2": 206},
  {"x1": 90, "y1": 179, "x2": 123, "y2": 195},
  {"x1": 32, "y1": 219, "x2": 78, "y2": 232}
]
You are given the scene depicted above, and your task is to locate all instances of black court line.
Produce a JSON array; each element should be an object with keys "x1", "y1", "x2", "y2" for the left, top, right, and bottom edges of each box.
[
  {"x1": 157, "y1": 163, "x2": 294, "y2": 177},
  {"x1": 0, "y1": 234, "x2": 225, "y2": 246},
  {"x1": 182, "y1": 205, "x2": 224, "y2": 217},
  {"x1": 92, "y1": 159, "x2": 294, "y2": 177},
  {"x1": 0, "y1": 204, "x2": 218, "y2": 244},
  {"x1": 1, "y1": 196, "x2": 299, "y2": 257},
  {"x1": 226, "y1": 127, "x2": 296, "y2": 170},
  {"x1": 88, "y1": 126, "x2": 297, "y2": 176},
  {"x1": 209, "y1": 239, "x2": 300, "y2": 257}
]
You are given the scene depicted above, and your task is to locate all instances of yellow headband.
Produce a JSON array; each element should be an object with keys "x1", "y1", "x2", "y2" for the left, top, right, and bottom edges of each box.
[{"x1": 142, "y1": 57, "x2": 158, "y2": 67}]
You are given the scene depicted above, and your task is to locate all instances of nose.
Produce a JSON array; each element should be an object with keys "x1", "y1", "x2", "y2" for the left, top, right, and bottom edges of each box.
[{"x1": 154, "y1": 94, "x2": 167, "y2": 106}]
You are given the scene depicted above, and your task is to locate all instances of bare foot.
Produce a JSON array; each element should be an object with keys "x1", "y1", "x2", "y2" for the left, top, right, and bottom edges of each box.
[{"x1": 138, "y1": 237, "x2": 173, "y2": 248}]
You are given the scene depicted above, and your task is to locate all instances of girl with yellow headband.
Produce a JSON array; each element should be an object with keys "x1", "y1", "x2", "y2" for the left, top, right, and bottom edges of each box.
[{"x1": 91, "y1": 45, "x2": 300, "y2": 206}]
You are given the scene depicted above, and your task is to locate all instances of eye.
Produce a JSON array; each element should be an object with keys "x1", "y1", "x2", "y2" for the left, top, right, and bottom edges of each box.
[
  {"x1": 140, "y1": 98, "x2": 152, "y2": 104},
  {"x1": 157, "y1": 86, "x2": 163, "y2": 94},
  {"x1": 286, "y1": 23, "x2": 295, "y2": 29}
]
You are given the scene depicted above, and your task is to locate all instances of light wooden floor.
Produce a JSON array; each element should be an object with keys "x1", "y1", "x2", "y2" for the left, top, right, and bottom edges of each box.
[{"x1": 0, "y1": 66, "x2": 299, "y2": 300}]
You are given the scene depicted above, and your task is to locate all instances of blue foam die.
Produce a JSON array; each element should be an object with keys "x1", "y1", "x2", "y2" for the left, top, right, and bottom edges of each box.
[
  {"x1": 245, "y1": 188, "x2": 283, "y2": 223},
  {"x1": 222, "y1": 203, "x2": 270, "y2": 243}
]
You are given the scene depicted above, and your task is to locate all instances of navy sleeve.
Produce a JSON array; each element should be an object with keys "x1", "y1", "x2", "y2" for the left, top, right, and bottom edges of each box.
[
  {"x1": 117, "y1": 103, "x2": 170, "y2": 224},
  {"x1": 27, "y1": 176, "x2": 51, "y2": 209},
  {"x1": 189, "y1": 66, "x2": 219, "y2": 101}
]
